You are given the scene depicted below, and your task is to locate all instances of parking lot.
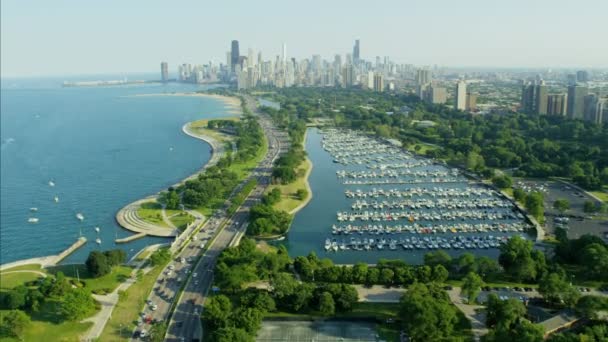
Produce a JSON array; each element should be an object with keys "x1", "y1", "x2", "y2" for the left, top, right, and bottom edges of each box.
[
  {"x1": 515, "y1": 180, "x2": 608, "y2": 239},
  {"x1": 257, "y1": 321, "x2": 378, "y2": 342}
]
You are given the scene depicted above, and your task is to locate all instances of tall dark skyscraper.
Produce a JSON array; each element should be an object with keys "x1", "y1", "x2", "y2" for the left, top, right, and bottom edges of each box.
[
  {"x1": 521, "y1": 82, "x2": 536, "y2": 113},
  {"x1": 231, "y1": 40, "x2": 240, "y2": 72},
  {"x1": 353, "y1": 39, "x2": 360, "y2": 64},
  {"x1": 160, "y1": 62, "x2": 169, "y2": 82}
]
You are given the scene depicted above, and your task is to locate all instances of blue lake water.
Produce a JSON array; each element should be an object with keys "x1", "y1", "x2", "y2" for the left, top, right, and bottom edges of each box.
[
  {"x1": 0, "y1": 78, "x2": 233, "y2": 264},
  {"x1": 283, "y1": 128, "x2": 529, "y2": 264}
]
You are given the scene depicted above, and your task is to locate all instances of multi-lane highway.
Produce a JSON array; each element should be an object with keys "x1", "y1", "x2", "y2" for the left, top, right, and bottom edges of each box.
[{"x1": 131, "y1": 96, "x2": 284, "y2": 341}]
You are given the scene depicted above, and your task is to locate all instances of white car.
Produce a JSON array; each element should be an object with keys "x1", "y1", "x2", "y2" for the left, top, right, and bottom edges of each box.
[
  {"x1": 192, "y1": 272, "x2": 198, "y2": 278},
  {"x1": 168, "y1": 264, "x2": 175, "y2": 270},
  {"x1": 151, "y1": 304, "x2": 158, "y2": 311},
  {"x1": 139, "y1": 330, "x2": 147, "y2": 338}
]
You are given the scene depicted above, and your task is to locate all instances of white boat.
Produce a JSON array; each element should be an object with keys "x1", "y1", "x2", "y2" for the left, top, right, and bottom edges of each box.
[
  {"x1": 94, "y1": 226, "x2": 100, "y2": 233},
  {"x1": 28, "y1": 218, "x2": 39, "y2": 223},
  {"x1": 30, "y1": 207, "x2": 38, "y2": 212},
  {"x1": 54, "y1": 196, "x2": 59, "y2": 203},
  {"x1": 95, "y1": 238, "x2": 101, "y2": 244},
  {"x1": 76, "y1": 213, "x2": 84, "y2": 221},
  {"x1": 48, "y1": 180, "x2": 55, "y2": 187}
]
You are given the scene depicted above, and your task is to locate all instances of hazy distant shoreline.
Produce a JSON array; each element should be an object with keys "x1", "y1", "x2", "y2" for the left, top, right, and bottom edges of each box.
[{"x1": 128, "y1": 92, "x2": 242, "y2": 114}]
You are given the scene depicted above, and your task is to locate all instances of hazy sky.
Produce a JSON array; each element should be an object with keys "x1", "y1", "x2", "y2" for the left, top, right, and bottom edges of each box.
[{"x1": 2, "y1": 0, "x2": 607, "y2": 77}]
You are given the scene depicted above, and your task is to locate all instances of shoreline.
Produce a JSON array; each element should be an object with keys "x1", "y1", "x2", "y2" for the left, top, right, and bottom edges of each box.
[{"x1": 115, "y1": 94, "x2": 242, "y2": 239}]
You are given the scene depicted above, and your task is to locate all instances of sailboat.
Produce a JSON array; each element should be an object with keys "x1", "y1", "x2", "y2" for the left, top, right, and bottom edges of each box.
[
  {"x1": 54, "y1": 196, "x2": 59, "y2": 203},
  {"x1": 94, "y1": 226, "x2": 100, "y2": 233},
  {"x1": 76, "y1": 213, "x2": 84, "y2": 221},
  {"x1": 95, "y1": 238, "x2": 101, "y2": 244},
  {"x1": 48, "y1": 180, "x2": 55, "y2": 187}
]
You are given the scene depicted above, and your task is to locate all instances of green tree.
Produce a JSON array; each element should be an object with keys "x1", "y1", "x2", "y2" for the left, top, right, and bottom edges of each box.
[
  {"x1": 400, "y1": 283, "x2": 458, "y2": 341},
  {"x1": 212, "y1": 327, "x2": 254, "y2": 342},
  {"x1": 513, "y1": 188, "x2": 526, "y2": 202},
  {"x1": 295, "y1": 188, "x2": 308, "y2": 200},
  {"x1": 575, "y1": 295, "x2": 608, "y2": 320},
  {"x1": 232, "y1": 307, "x2": 263, "y2": 334},
  {"x1": 204, "y1": 295, "x2": 232, "y2": 329},
  {"x1": 366, "y1": 268, "x2": 380, "y2": 285},
  {"x1": 525, "y1": 191, "x2": 544, "y2": 222},
  {"x1": 379, "y1": 268, "x2": 395, "y2": 285},
  {"x1": 0, "y1": 310, "x2": 30, "y2": 340},
  {"x1": 351, "y1": 263, "x2": 368, "y2": 283},
  {"x1": 583, "y1": 200, "x2": 597, "y2": 213},
  {"x1": 85, "y1": 250, "x2": 111, "y2": 277},
  {"x1": 424, "y1": 250, "x2": 452, "y2": 268},
  {"x1": 461, "y1": 272, "x2": 483, "y2": 304},
  {"x1": 492, "y1": 175, "x2": 513, "y2": 189},
  {"x1": 60, "y1": 288, "x2": 97, "y2": 321},
  {"x1": 318, "y1": 291, "x2": 335, "y2": 316},
  {"x1": 498, "y1": 235, "x2": 538, "y2": 282},
  {"x1": 553, "y1": 199, "x2": 570, "y2": 214},
  {"x1": 431, "y1": 264, "x2": 449, "y2": 283},
  {"x1": 149, "y1": 248, "x2": 172, "y2": 266},
  {"x1": 538, "y1": 272, "x2": 579, "y2": 307},
  {"x1": 148, "y1": 322, "x2": 168, "y2": 342},
  {"x1": 2, "y1": 286, "x2": 27, "y2": 309}
]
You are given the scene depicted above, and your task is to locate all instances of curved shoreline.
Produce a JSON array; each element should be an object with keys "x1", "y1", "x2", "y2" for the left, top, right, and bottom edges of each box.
[{"x1": 115, "y1": 96, "x2": 239, "y2": 238}]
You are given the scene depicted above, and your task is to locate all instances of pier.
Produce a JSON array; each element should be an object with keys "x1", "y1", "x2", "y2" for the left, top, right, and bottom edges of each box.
[
  {"x1": 115, "y1": 232, "x2": 147, "y2": 243},
  {"x1": 0, "y1": 237, "x2": 87, "y2": 271}
]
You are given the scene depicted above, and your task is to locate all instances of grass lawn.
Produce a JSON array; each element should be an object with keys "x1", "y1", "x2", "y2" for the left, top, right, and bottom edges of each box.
[
  {"x1": 98, "y1": 265, "x2": 164, "y2": 341},
  {"x1": 0, "y1": 264, "x2": 42, "y2": 272},
  {"x1": 169, "y1": 212, "x2": 195, "y2": 230},
  {"x1": 0, "y1": 300, "x2": 94, "y2": 342},
  {"x1": 47, "y1": 264, "x2": 133, "y2": 294},
  {"x1": 136, "y1": 201, "x2": 169, "y2": 228},
  {"x1": 266, "y1": 158, "x2": 312, "y2": 213},
  {"x1": 590, "y1": 190, "x2": 608, "y2": 202},
  {"x1": 189, "y1": 117, "x2": 240, "y2": 144},
  {"x1": 0, "y1": 272, "x2": 44, "y2": 289},
  {"x1": 407, "y1": 143, "x2": 440, "y2": 155}
]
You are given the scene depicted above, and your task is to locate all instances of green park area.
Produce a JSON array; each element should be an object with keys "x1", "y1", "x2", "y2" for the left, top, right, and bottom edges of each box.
[
  {"x1": 47, "y1": 264, "x2": 133, "y2": 294},
  {"x1": 265, "y1": 157, "x2": 311, "y2": 213},
  {"x1": 407, "y1": 142, "x2": 440, "y2": 155},
  {"x1": 189, "y1": 117, "x2": 240, "y2": 144},
  {"x1": 136, "y1": 201, "x2": 169, "y2": 228}
]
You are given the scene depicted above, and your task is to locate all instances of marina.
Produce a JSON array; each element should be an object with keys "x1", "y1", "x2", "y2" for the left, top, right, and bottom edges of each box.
[{"x1": 284, "y1": 128, "x2": 533, "y2": 264}]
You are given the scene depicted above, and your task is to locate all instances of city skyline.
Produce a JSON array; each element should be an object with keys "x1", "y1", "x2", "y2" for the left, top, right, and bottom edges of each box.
[{"x1": 2, "y1": 0, "x2": 608, "y2": 77}]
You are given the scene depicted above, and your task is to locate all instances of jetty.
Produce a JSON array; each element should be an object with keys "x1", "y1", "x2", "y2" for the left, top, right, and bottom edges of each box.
[
  {"x1": 0, "y1": 237, "x2": 87, "y2": 271},
  {"x1": 115, "y1": 232, "x2": 147, "y2": 243}
]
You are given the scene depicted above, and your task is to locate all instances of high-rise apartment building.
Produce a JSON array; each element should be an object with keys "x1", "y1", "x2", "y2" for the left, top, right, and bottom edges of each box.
[
  {"x1": 521, "y1": 82, "x2": 536, "y2": 113},
  {"x1": 547, "y1": 94, "x2": 567, "y2": 116},
  {"x1": 583, "y1": 95, "x2": 606, "y2": 124},
  {"x1": 466, "y1": 93, "x2": 478, "y2": 111},
  {"x1": 342, "y1": 64, "x2": 354, "y2": 88},
  {"x1": 424, "y1": 85, "x2": 447, "y2": 104},
  {"x1": 567, "y1": 85, "x2": 588, "y2": 119},
  {"x1": 373, "y1": 73, "x2": 384, "y2": 92},
  {"x1": 576, "y1": 70, "x2": 589, "y2": 83},
  {"x1": 160, "y1": 62, "x2": 169, "y2": 82},
  {"x1": 455, "y1": 81, "x2": 467, "y2": 111},
  {"x1": 353, "y1": 39, "x2": 360, "y2": 64},
  {"x1": 231, "y1": 40, "x2": 240, "y2": 72},
  {"x1": 415, "y1": 69, "x2": 431, "y2": 85},
  {"x1": 535, "y1": 81, "x2": 548, "y2": 114}
]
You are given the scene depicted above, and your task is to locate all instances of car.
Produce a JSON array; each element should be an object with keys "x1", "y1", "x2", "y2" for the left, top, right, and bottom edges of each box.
[
  {"x1": 151, "y1": 304, "x2": 158, "y2": 311},
  {"x1": 139, "y1": 330, "x2": 147, "y2": 338},
  {"x1": 168, "y1": 264, "x2": 175, "y2": 270},
  {"x1": 193, "y1": 272, "x2": 198, "y2": 278}
]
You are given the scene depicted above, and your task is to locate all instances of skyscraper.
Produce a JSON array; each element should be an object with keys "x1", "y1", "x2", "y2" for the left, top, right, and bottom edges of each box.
[
  {"x1": 342, "y1": 64, "x2": 354, "y2": 88},
  {"x1": 353, "y1": 39, "x2": 360, "y2": 64},
  {"x1": 282, "y1": 43, "x2": 287, "y2": 63},
  {"x1": 231, "y1": 40, "x2": 240, "y2": 72},
  {"x1": 535, "y1": 81, "x2": 548, "y2": 114},
  {"x1": 415, "y1": 69, "x2": 431, "y2": 85},
  {"x1": 547, "y1": 94, "x2": 567, "y2": 116},
  {"x1": 466, "y1": 93, "x2": 478, "y2": 111},
  {"x1": 160, "y1": 62, "x2": 169, "y2": 82},
  {"x1": 576, "y1": 70, "x2": 589, "y2": 83},
  {"x1": 567, "y1": 85, "x2": 588, "y2": 119},
  {"x1": 373, "y1": 73, "x2": 384, "y2": 92},
  {"x1": 455, "y1": 81, "x2": 467, "y2": 111},
  {"x1": 521, "y1": 82, "x2": 536, "y2": 113},
  {"x1": 424, "y1": 85, "x2": 447, "y2": 104}
]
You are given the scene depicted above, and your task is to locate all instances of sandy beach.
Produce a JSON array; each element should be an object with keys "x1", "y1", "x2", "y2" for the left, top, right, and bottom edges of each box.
[{"x1": 130, "y1": 92, "x2": 243, "y2": 115}]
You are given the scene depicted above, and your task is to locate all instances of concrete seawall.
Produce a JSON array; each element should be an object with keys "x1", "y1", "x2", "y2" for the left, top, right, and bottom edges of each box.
[{"x1": 0, "y1": 237, "x2": 87, "y2": 271}]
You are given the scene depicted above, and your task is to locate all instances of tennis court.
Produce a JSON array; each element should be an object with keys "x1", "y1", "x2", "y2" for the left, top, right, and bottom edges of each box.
[{"x1": 257, "y1": 321, "x2": 379, "y2": 342}]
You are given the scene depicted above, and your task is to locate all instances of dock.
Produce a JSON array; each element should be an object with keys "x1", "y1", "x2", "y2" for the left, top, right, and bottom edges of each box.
[
  {"x1": 115, "y1": 232, "x2": 147, "y2": 244},
  {"x1": 0, "y1": 237, "x2": 87, "y2": 271}
]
